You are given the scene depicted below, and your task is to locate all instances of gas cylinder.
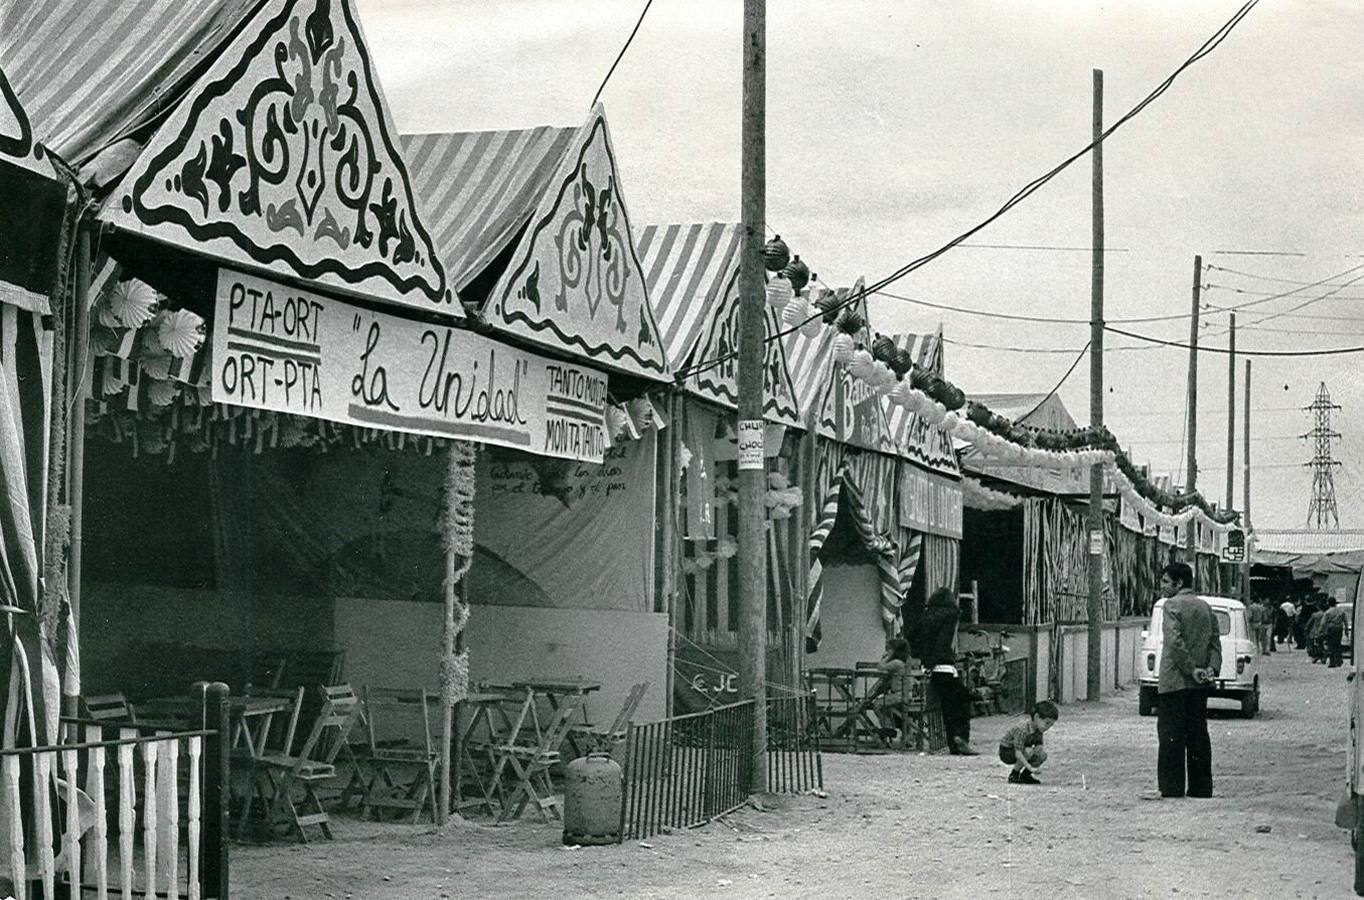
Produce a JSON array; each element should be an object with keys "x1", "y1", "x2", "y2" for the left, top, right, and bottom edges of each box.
[{"x1": 562, "y1": 751, "x2": 623, "y2": 845}]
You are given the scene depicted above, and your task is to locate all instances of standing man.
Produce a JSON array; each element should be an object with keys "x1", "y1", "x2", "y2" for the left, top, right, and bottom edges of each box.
[
  {"x1": 1323, "y1": 598, "x2": 1350, "y2": 668},
  {"x1": 1156, "y1": 562, "x2": 1222, "y2": 799},
  {"x1": 917, "y1": 587, "x2": 978, "y2": 756},
  {"x1": 1277, "y1": 598, "x2": 1297, "y2": 650},
  {"x1": 1260, "y1": 599, "x2": 1276, "y2": 654},
  {"x1": 1248, "y1": 600, "x2": 1269, "y2": 656}
]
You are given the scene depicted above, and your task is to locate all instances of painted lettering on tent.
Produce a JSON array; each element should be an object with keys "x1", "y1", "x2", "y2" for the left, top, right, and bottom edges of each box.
[
  {"x1": 488, "y1": 105, "x2": 669, "y2": 381},
  {"x1": 683, "y1": 267, "x2": 800, "y2": 427},
  {"x1": 105, "y1": 0, "x2": 452, "y2": 313},
  {"x1": 815, "y1": 279, "x2": 896, "y2": 454}
]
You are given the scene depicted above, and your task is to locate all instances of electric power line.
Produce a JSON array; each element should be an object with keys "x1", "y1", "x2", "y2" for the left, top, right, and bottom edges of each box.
[
  {"x1": 673, "y1": 0, "x2": 1261, "y2": 381},
  {"x1": 1206, "y1": 262, "x2": 1364, "y2": 286},
  {"x1": 590, "y1": 0, "x2": 655, "y2": 108},
  {"x1": 1103, "y1": 325, "x2": 1364, "y2": 357},
  {"x1": 1017, "y1": 342, "x2": 1090, "y2": 422}
]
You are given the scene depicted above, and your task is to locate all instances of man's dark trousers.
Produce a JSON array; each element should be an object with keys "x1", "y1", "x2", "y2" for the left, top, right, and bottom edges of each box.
[
  {"x1": 1157, "y1": 688, "x2": 1212, "y2": 797},
  {"x1": 1327, "y1": 626, "x2": 1345, "y2": 667},
  {"x1": 929, "y1": 672, "x2": 971, "y2": 750}
]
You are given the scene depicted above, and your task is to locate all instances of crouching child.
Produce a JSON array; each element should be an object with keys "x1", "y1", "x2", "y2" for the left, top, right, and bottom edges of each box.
[{"x1": 999, "y1": 700, "x2": 1060, "y2": 784}]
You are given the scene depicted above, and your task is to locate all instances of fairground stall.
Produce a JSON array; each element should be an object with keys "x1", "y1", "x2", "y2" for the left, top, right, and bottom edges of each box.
[{"x1": 637, "y1": 222, "x2": 808, "y2": 713}]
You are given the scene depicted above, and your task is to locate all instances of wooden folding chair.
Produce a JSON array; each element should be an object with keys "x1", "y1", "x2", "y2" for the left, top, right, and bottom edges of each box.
[
  {"x1": 247, "y1": 692, "x2": 360, "y2": 843},
  {"x1": 490, "y1": 694, "x2": 584, "y2": 824},
  {"x1": 82, "y1": 694, "x2": 138, "y2": 723},
  {"x1": 568, "y1": 682, "x2": 648, "y2": 758},
  {"x1": 359, "y1": 687, "x2": 438, "y2": 823}
]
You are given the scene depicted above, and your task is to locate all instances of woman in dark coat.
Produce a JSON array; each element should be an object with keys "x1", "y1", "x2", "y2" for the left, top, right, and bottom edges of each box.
[{"x1": 915, "y1": 587, "x2": 978, "y2": 755}]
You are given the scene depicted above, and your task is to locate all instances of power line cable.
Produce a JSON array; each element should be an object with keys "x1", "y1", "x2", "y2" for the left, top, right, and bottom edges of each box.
[
  {"x1": 673, "y1": 0, "x2": 1261, "y2": 382},
  {"x1": 1017, "y1": 342, "x2": 1090, "y2": 422},
  {"x1": 590, "y1": 0, "x2": 655, "y2": 108},
  {"x1": 1206, "y1": 263, "x2": 1364, "y2": 286},
  {"x1": 871, "y1": 289, "x2": 1205, "y2": 326},
  {"x1": 1204, "y1": 283, "x2": 1364, "y2": 302},
  {"x1": 1103, "y1": 325, "x2": 1364, "y2": 356}
]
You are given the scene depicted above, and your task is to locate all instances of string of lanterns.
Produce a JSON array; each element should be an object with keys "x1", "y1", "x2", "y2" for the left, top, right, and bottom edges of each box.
[{"x1": 754, "y1": 235, "x2": 1241, "y2": 533}]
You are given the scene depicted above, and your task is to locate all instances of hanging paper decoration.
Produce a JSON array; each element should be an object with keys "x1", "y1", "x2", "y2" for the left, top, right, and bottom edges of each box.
[
  {"x1": 831, "y1": 333, "x2": 855, "y2": 364},
  {"x1": 764, "y1": 235, "x2": 791, "y2": 272},
  {"x1": 107, "y1": 279, "x2": 160, "y2": 329},
  {"x1": 146, "y1": 379, "x2": 178, "y2": 407},
  {"x1": 765, "y1": 274, "x2": 794, "y2": 310},
  {"x1": 157, "y1": 308, "x2": 206, "y2": 359},
  {"x1": 781, "y1": 256, "x2": 810, "y2": 293}
]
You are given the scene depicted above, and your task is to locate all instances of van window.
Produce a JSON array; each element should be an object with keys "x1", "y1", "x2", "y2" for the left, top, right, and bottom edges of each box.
[{"x1": 1214, "y1": 610, "x2": 1231, "y2": 635}]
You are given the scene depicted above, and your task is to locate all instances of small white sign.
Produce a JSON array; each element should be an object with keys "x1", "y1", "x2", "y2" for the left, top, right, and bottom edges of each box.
[
  {"x1": 737, "y1": 420, "x2": 766, "y2": 470},
  {"x1": 1088, "y1": 529, "x2": 1104, "y2": 555}
]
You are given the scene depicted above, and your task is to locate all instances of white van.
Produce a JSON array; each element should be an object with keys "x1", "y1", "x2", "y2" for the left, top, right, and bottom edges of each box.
[{"x1": 1137, "y1": 595, "x2": 1261, "y2": 718}]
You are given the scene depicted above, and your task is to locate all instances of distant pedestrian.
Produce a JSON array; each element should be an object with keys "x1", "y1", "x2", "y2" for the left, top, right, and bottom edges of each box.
[
  {"x1": 1260, "y1": 599, "x2": 1277, "y2": 654},
  {"x1": 1277, "y1": 599, "x2": 1296, "y2": 649},
  {"x1": 917, "y1": 587, "x2": 978, "y2": 756},
  {"x1": 1323, "y1": 598, "x2": 1350, "y2": 668},
  {"x1": 1295, "y1": 599, "x2": 1315, "y2": 650},
  {"x1": 1307, "y1": 602, "x2": 1327, "y2": 663},
  {"x1": 1155, "y1": 562, "x2": 1221, "y2": 799},
  {"x1": 999, "y1": 700, "x2": 1059, "y2": 785},
  {"x1": 1248, "y1": 601, "x2": 1270, "y2": 656}
]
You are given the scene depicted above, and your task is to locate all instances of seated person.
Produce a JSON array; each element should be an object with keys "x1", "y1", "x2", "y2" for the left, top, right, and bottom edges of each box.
[{"x1": 869, "y1": 638, "x2": 913, "y2": 739}]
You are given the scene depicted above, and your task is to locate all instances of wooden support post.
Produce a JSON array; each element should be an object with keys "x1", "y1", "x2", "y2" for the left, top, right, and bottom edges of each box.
[
  {"x1": 736, "y1": 0, "x2": 768, "y2": 795},
  {"x1": 1185, "y1": 256, "x2": 1201, "y2": 578},
  {"x1": 200, "y1": 682, "x2": 230, "y2": 899},
  {"x1": 1086, "y1": 68, "x2": 1105, "y2": 702}
]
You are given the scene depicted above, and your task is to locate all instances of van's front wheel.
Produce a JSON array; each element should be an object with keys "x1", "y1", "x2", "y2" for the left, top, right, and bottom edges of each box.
[{"x1": 1139, "y1": 685, "x2": 1157, "y2": 717}]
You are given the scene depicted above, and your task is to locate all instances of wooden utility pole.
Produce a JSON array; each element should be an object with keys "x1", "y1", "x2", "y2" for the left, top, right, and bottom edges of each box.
[
  {"x1": 1185, "y1": 256, "x2": 1201, "y2": 579},
  {"x1": 1085, "y1": 69, "x2": 1105, "y2": 702},
  {"x1": 736, "y1": 0, "x2": 768, "y2": 794},
  {"x1": 1225, "y1": 313, "x2": 1236, "y2": 511},
  {"x1": 1242, "y1": 359, "x2": 1252, "y2": 605}
]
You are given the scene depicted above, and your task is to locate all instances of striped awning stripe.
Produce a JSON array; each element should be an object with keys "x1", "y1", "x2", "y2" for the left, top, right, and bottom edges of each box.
[
  {"x1": 782, "y1": 325, "x2": 836, "y2": 429},
  {"x1": 402, "y1": 125, "x2": 577, "y2": 292},
  {"x1": 0, "y1": 0, "x2": 258, "y2": 166},
  {"x1": 636, "y1": 222, "x2": 742, "y2": 370},
  {"x1": 882, "y1": 329, "x2": 940, "y2": 443}
]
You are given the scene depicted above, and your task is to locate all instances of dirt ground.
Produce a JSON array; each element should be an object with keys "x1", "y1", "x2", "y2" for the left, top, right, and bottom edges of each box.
[{"x1": 235, "y1": 650, "x2": 1356, "y2": 899}]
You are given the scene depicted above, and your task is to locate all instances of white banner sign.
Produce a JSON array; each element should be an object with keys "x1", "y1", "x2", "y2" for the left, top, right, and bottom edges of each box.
[
  {"x1": 899, "y1": 466, "x2": 964, "y2": 540},
  {"x1": 212, "y1": 270, "x2": 608, "y2": 462}
]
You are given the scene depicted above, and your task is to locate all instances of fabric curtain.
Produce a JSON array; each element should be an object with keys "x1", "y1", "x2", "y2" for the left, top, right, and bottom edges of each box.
[
  {"x1": 921, "y1": 533, "x2": 959, "y2": 599},
  {"x1": 0, "y1": 302, "x2": 55, "y2": 746},
  {"x1": 804, "y1": 467, "x2": 904, "y2": 651}
]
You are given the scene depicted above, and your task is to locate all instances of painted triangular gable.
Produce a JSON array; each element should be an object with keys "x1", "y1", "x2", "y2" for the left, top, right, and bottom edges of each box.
[
  {"x1": 683, "y1": 267, "x2": 801, "y2": 427},
  {"x1": 103, "y1": 0, "x2": 453, "y2": 314},
  {"x1": 485, "y1": 104, "x2": 669, "y2": 382},
  {"x1": 815, "y1": 279, "x2": 897, "y2": 454}
]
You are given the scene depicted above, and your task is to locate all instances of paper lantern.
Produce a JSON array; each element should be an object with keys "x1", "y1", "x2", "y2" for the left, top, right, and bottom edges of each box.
[
  {"x1": 799, "y1": 311, "x2": 825, "y2": 338},
  {"x1": 831, "y1": 333, "x2": 855, "y2": 364},
  {"x1": 780, "y1": 256, "x2": 810, "y2": 293},
  {"x1": 890, "y1": 381, "x2": 914, "y2": 407},
  {"x1": 783, "y1": 292, "x2": 810, "y2": 329},
  {"x1": 836, "y1": 308, "x2": 866, "y2": 335},
  {"x1": 871, "y1": 334, "x2": 896, "y2": 362},
  {"x1": 765, "y1": 275, "x2": 794, "y2": 310},
  {"x1": 764, "y1": 235, "x2": 791, "y2": 272},
  {"x1": 847, "y1": 349, "x2": 876, "y2": 380}
]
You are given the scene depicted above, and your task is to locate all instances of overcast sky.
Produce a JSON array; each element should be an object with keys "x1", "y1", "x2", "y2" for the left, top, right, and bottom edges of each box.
[{"x1": 356, "y1": 0, "x2": 1364, "y2": 530}]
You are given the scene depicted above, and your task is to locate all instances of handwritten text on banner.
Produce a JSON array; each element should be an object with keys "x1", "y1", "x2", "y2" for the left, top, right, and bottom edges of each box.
[{"x1": 211, "y1": 269, "x2": 609, "y2": 462}]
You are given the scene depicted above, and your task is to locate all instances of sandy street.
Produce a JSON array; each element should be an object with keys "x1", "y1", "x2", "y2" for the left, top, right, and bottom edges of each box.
[{"x1": 235, "y1": 650, "x2": 1355, "y2": 899}]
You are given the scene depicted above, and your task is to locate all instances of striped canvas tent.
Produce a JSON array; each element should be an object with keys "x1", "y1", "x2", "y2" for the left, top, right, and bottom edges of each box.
[
  {"x1": 804, "y1": 467, "x2": 905, "y2": 652},
  {"x1": 1, "y1": 0, "x2": 254, "y2": 168},
  {"x1": 403, "y1": 125, "x2": 577, "y2": 293},
  {"x1": 782, "y1": 318, "x2": 836, "y2": 431},
  {"x1": 639, "y1": 222, "x2": 800, "y2": 426}
]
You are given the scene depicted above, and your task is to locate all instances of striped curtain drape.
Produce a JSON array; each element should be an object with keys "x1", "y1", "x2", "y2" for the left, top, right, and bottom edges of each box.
[
  {"x1": 920, "y1": 533, "x2": 959, "y2": 598},
  {"x1": 0, "y1": 301, "x2": 56, "y2": 746},
  {"x1": 804, "y1": 468, "x2": 904, "y2": 651}
]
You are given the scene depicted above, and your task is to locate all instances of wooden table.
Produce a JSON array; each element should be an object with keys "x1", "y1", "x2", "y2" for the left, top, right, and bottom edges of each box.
[
  {"x1": 805, "y1": 667, "x2": 891, "y2": 752},
  {"x1": 140, "y1": 695, "x2": 294, "y2": 760},
  {"x1": 455, "y1": 691, "x2": 510, "y2": 815},
  {"x1": 508, "y1": 679, "x2": 601, "y2": 753}
]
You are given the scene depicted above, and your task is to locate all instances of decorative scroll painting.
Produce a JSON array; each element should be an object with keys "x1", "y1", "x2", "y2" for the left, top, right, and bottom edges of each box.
[
  {"x1": 683, "y1": 268, "x2": 801, "y2": 427},
  {"x1": 212, "y1": 269, "x2": 607, "y2": 462},
  {"x1": 0, "y1": 65, "x2": 50, "y2": 176},
  {"x1": 816, "y1": 284, "x2": 896, "y2": 454},
  {"x1": 487, "y1": 105, "x2": 669, "y2": 381},
  {"x1": 105, "y1": 0, "x2": 452, "y2": 313}
]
